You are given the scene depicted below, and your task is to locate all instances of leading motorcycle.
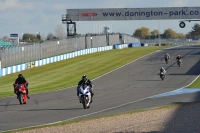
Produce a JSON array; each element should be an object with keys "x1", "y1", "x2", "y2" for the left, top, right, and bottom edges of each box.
[
  {"x1": 15, "y1": 84, "x2": 27, "y2": 105},
  {"x1": 78, "y1": 84, "x2": 92, "y2": 109}
]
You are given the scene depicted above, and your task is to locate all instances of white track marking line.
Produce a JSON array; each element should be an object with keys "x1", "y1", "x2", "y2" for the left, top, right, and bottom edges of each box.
[{"x1": 150, "y1": 74, "x2": 200, "y2": 98}]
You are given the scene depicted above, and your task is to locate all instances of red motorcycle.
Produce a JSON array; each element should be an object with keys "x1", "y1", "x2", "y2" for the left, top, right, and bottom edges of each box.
[{"x1": 14, "y1": 83, "x2": 27, "y2": 105}]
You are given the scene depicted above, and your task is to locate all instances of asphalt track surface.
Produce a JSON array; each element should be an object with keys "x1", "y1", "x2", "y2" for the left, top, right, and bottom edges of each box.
[{"x1": 0, "y1": 45, "x2": 200, "y2": 132}]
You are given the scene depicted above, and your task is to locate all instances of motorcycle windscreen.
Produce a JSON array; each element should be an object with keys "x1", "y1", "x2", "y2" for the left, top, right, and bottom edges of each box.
[{"x1": 80, "y1": 86, "x2": 90, "y2": 94}]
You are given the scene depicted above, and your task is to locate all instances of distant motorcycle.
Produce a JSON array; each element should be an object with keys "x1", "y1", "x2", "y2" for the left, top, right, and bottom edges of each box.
[
  {"x1": 160, "y1": 72, "x2": 165, "y2": 81},
  {"x1": 15, "y1": 84, "x2": 27, "y2": 105},
  {"x1": 177, "y1": 59, "x2": 182, "y2": 67},
  {"x1": 78, "y1": 84, "x2": 92, "y2": 109},
  {"x1": 165, "y1": 57, "x2": 169, "y2": 64}
]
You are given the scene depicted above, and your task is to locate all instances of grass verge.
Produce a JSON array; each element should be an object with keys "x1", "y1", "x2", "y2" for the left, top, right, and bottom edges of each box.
[
  {"x1": 0, "y1": 46, "x2": 169, "y2": 98},
  {"x1": 187, "y1": 76, "x2": 200, "y2": 88}
]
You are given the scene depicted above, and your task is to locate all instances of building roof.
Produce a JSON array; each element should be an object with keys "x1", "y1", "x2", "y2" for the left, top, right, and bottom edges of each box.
[{"x1": 0, "y1": 40, "x2": 12, "y2": 46}]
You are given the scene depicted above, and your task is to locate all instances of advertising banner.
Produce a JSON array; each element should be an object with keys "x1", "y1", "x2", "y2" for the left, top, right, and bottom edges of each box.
[{"x1": 67, "y1": 7, "x2": 200, "y2": 21}]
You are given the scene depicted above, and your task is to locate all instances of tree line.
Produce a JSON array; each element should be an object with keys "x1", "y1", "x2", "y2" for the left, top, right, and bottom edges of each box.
[
  {"x1": 1, "y1": 24, "x2": 66, "y2": 43},
  {"x1": 133, "y1": 23, "x2": 200, "y2": 39},
  {"x1": 1, "y1": 23, "x2": 200, "y2": 43}
]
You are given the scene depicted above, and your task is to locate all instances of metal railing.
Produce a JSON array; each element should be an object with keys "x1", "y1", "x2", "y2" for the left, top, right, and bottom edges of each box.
[
  {"x1": 0, "y1": 33, "x2": 140, "y2": 68},
  {"x1": 140, "y1": 38, "x2": 199, "y2": 46}
]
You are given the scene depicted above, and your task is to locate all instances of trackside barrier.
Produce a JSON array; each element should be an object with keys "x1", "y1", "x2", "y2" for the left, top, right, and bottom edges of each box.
[
  {"x1": 141, "y1": 43, "x2": 149, "y2": 46},
  {"x1": 113, "y1": 44, "x2": 129, "y2": 49},
  {"x1": 0, "y1": 46, "x2": 112, "y2": 77},
  {"x1": 128, "y1": 43, "x2": 141, "y2": 47}
]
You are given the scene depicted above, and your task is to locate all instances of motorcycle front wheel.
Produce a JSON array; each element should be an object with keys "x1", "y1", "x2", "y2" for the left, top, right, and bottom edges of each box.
[
  {"x1": 82, "y1": 96, "x2": 87, "y2": 109},
  {"x1": 18, "y1": 93, "x2": 23, "y2": 105}
]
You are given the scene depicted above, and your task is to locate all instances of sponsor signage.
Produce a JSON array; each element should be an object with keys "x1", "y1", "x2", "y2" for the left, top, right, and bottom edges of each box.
[
  {"x1": 67, "y1": 7, "x2": 200, "y2": 21},
  {"x1": 10, "y1": 34, "x2": 18, "y2": 37}
]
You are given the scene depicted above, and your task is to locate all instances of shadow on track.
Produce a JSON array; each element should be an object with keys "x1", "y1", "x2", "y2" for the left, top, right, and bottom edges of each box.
[
  {"x1": 161, "y1": 92, "x2": 200, "y2": 132},
  {"x1": 168, "y1": 60, "x2": 200, "y2": 75},
  {"x1": 112, "y1": 93, "x2": 200, "y2": 133}
]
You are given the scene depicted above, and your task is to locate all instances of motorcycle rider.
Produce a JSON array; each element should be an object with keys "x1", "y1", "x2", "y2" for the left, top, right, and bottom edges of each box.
[
  {"x1": 176, "y1": 55, "x2": 182, "y2": 60},
  {"x1": 77, "y1": 75, "x2": 94, "y2": 103},
  {"x1": 176, "y1": 55, "x2": 182, "y2": 63},
  {"x1": 159, "y1": 67, "x2": 166, "y2": 75},
  {"x1": 165, "y1": 53, "x2": 170, "y2": 59},
  {"x1": 13, "y1": 74, "x2": 30, "y2": 99},
  {"x1": 164, "y1": 53, "x2": 170, "y2": 63}
]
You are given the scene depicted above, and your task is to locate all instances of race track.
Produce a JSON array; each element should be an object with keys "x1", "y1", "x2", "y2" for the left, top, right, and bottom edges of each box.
[{"x1": 0, "y1": 45, "x2": 200, "y2": 132}]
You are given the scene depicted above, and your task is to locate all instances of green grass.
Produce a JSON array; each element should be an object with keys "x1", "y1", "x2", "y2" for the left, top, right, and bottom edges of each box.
[
  {"x1": 0, "y1": 46, "x2": 169, "y2": 98},
  {"x1": 187, "y1": 76, "x2": 200, "y2": 88}
]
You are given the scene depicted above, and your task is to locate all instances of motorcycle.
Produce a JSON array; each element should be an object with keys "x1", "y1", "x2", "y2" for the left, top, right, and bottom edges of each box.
[
  {"x1": 78, "y1": 84, "x2": 92, "y2": 109},
  {"x1": 177, "y1": 59, "x2": 182, "y2": 67},
  {"x1": 15, "y1": 84, "x2": 27, "y2": 105},
  {"x1": 165, "y1": 56, "x2": 169, "y2": 64},
  {"x1": 160, "y1": 72, "x2": 165, "y2": 81}
]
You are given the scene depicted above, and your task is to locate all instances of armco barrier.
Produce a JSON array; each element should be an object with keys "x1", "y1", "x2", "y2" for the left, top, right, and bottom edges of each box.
[
  {"x1": 128, "y1": 43, "x2": 141, "y2": 47},
  {"x1": 141, "y1": 43, "x2": 149, "y2": 46},
  {"x1": 0, "y1": 46, "x2": 112, "y2": 77},
  {"x1": 113, "y1": 44, "x2": 128, "y2": 49}
]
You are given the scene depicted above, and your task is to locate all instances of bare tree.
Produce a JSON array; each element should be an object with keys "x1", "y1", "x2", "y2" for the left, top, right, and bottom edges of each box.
[
  {"x1": 55, "y1": 24, "x2": 66, "y2": 39},
  {"x1": 46, "y1": 33, "x2": 56, "y2": 40},
  {"x1": 2, "y1": 36, "x2": 9, "y2": 42},
  {"x1": 40, "y1": 34, "x2": 46, "y2": 41}
]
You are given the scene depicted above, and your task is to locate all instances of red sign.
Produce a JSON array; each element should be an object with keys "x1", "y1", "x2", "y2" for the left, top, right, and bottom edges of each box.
[{"x1": 81, "y1": 13, "x2": 97, "y2": 17}]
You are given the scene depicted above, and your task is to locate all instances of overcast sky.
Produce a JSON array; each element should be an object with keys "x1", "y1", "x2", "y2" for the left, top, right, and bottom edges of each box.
[{"x1": 0, "y1": 0, "x2": 200, "y2": 38}]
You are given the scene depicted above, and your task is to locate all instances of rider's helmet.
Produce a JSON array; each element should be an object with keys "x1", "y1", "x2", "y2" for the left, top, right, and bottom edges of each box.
[
  {"x1": 161, "y1": 67, "x2": 164, "y2": 70},
  {"x1": 165, "y1": 53, "x2": 169, "y2": 58},
  {"x1": 82, "y1": 75, "x2": 87, "y2": 81},
  {"x1": 178, "y1": 55, "x2": 180, "y2": 57},
  {"x1": 18, "y1": 74, "x2": 23, "y2": 78}
]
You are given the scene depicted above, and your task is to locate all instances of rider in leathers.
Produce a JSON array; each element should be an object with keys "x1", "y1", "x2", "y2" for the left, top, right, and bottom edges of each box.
[
  {"x1": 77, "y1": 75, "x2": 94, "y2": 102},
  {"x1": 13, "y1": 74, "x2": 30, "y2": 99},
  {"x1": 176, "y1": 55, "x2": 182, "y2": 64},
  {"x1": 176, "y1": 55, "x2": 182, "y2": 60},
  {"x1": 165, "y1": 53, "x2": 170, "y2": 59},
  {"x1": 159, "y1": 67, "x2": 166, "y2": 75}
]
